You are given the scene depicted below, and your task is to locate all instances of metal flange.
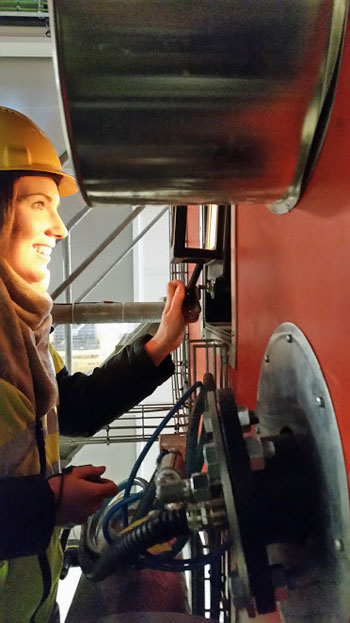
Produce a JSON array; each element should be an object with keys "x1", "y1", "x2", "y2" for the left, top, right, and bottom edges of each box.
[{"x1": 257, "y1": 322, "x2": 350, "y2": 623}]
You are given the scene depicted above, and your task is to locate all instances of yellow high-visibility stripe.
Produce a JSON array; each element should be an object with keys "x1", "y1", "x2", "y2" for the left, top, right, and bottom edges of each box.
[{"x1": 0, "y1": 345, "x2": 63, "y2": 621}]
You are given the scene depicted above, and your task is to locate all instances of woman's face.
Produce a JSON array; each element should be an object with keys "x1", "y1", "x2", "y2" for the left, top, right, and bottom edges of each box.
[{"x1": 3, "y1": 175, "x2": 68, "y2": 289}]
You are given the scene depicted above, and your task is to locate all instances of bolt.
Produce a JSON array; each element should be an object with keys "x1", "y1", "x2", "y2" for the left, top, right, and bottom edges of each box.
[
  {"x1": 315, "y1": 396, "x2": 325, "y2": 407},
  {"x1": 238, "y1": 406, "x2": 250, "y2": 430},
  {"x1": 262, "y1": 439, "x2": 276, "y2": 460},
  {"x1": 245, "y1": 437, "x2": 265, "y2": 471},
  {"x1": 204, "y1": 442, "x2": 221, "y2": 480},
  {"x1": 286, "y1": 334, "x2": 293, "y2": 343},
  {"x1": 206, "y1": 498, "x2": 228, "y2": 528},
  {"x1": 186, "y1": 505, "x2": 207, "y2": 532},
  {"x1": 204, "y1": 442, "x2": 218, "y2": 465},
  {"x1": 334, "y1": 538, "x2": 344, "y2": 552},
  {"x1": 190, "y1": 472, "x2": 211, "y2": 503},
  {"x1": 264, "y1": 354, "x2": 270, "y2": 363},
  {"x1": 157, "y1": 478, "x2": 191, "y2": 504}
]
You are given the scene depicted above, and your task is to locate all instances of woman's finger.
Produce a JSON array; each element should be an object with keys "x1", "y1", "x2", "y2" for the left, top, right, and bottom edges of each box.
[{"x1": 169, "y1": 282, "x2": 186, "y2": 312}]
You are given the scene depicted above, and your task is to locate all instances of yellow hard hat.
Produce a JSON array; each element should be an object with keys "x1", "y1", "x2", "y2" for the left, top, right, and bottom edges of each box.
[{"x1": 0, "y1": 106, "x2": 78, "y2": 198}]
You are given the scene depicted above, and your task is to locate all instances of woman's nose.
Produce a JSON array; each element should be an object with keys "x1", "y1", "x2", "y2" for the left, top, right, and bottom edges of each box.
[{"x1": 47, "y1": 212, "x2": 68, "y2": 239}]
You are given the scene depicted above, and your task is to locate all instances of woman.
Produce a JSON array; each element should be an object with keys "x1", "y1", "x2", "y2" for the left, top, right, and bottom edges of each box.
[{"x1": 0, "y1": 107, "x2": 187, "y2": 623}]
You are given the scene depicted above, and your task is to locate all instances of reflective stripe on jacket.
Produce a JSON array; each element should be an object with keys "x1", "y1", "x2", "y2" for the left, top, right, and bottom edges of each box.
[{"x1": 0, "y1": 344, "x2": 63, "y2": 623}]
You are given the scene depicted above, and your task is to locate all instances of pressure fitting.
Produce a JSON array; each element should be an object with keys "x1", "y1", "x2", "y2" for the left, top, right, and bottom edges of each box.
[
  {"x1": 186, "y1": 498, "x2": 228, "y2": 532},
  {"x1": 157, "y1": 471, "x2": 211, "y2": 505}
]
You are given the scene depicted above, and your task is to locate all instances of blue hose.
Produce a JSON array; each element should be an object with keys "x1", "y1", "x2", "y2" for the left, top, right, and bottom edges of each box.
[
  {"x1": 139, "y1": 541, "x2": 230, "y2": 572},
  {"x1": 123, "y1": 381, "x2": 202, "y2": 526},
  {"x1": 102, "y1": 492, "x2": 143, "y2": 544}
]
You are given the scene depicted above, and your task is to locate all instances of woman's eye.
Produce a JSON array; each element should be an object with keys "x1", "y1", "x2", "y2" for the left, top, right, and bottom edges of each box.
[{"x1": 33, "y1": 201, "x2": 45, "y2": 209}]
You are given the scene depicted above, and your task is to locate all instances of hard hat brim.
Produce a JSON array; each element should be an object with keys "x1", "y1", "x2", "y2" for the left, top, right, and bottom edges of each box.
[
  {"x1": 57, "y1": 171, "x2": 79, "y2": 197},
  {"x1": 3, "y1": 166, "x2": 79, "y2": 198}
]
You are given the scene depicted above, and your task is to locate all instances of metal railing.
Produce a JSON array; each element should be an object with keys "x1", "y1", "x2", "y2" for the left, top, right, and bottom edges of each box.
[
  {"x1": 0, "y1": 0, "x2": 48, "y2": 15},
  {"x1": 59, "y1": 312, "x2": 230, "y2": 449},
  {"x1": 0, "y1": 0, "x2": 48, "y2": 11}
]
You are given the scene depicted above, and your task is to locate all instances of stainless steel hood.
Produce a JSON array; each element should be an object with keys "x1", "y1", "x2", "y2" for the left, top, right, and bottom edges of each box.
[{"x1": 51, "y1": 0, "x2": 348, "y2": 213}]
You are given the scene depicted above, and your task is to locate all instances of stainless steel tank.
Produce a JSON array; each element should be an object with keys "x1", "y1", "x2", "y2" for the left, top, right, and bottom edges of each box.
[{"x1": 51, "y1": 0, "x2": 348, "y2": 212}]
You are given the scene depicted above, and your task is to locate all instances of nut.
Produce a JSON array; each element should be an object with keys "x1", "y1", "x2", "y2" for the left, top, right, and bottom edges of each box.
[
  {"x1": 238, "y1": 406, "x2": 251, "y2": 431},
  {"x1": 245, "y1": 437, "x2": 265, "y2": 471},
  {"x1": 186, "y1": 498, "x2": 227, "y2": 532},
  {"x1": 190, "y1": 472, "x2": 211, "y2": 503},
  {"x1": 186, "y1": 503, "x2": 210, "y2": 532},
  {"x1": 206, "y1": 498, "x2": 227, "y2": 528},
  {"x1": 157, "y1": 478, "x2": 191, "y2": 504},
  {"x1": 204, "y1": 442, "x2": 221, "y2": 481}
]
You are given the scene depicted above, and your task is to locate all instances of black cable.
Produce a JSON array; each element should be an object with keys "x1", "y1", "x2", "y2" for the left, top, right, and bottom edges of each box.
[
  {"x1": 60, "y1": 528, "x2": 71, "y2": 552},
  {"x1": 82, "y1": 508, "x2": 189, "y2": 582}
]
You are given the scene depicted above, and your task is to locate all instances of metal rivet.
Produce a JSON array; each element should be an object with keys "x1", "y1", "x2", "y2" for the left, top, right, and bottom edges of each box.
[
  {"x1": 334, "y1": 538, "x2": 344, "y2": 552},
  {"x1": 286, "y1": 334, "x2": 293, "y2": 343},
  {"x1": 264, "y1": 354, "x2": 270, "y2": 363},
  {"x1": 315, "y1": 396, "x2": 325, "y2": 407}
]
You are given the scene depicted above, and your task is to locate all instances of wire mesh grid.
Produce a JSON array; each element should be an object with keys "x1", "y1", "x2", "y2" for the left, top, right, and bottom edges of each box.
[
  {"x1": 170, "y1": 263, "x2": 232, "y2": 622},
  {"x1": 59, "y1": 259, "x2": 232, "y2": 621},
  {"x1": 61, "y1": 259, "x2": 230, "y2": 446},
  {"x1": 62, "y1": 325, "x2": 230, "y2": 447}
]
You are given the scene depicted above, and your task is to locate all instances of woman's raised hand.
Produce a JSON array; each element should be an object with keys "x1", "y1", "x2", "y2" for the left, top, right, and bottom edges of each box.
[{"x1": 145, "y1": 280, "x2": 188, "y2": 366}]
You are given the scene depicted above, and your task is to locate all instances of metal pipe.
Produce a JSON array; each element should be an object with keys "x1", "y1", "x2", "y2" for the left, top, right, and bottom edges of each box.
[
  {"x1": 51, "y1": 205, "x2": 144, "y2": 300},
  {"x1": 76, "y1": 206, "x2": 169, "y2": 302},
  {"x1": 60, "y1": 434, "x2": 174, "y2": 445},
  {"x1": 66, "y1": 205, "x2": 92, "y2": 232},
  {"x1": 52, "y1": 301, "x2": 165, "y2": 324},
  {"x1": 59, "y1": 150, "x2": 69, "y2": 166},
  {"x1": 62, "y1": 234, "x2": 73, "y2": 372}
]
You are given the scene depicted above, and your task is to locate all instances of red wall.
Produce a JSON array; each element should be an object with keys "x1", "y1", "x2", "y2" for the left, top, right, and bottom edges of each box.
[
  {"x1": 231, "y1": 20, "x2": 350, "y2": 471},
  {"x1": 228, "y1": 19, "x2": 350, "y2": 623}
]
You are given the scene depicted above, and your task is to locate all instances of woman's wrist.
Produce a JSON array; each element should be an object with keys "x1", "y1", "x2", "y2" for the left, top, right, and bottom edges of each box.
[{"x1": 144, "y1": 338, "x2": 169, "y2": 366}]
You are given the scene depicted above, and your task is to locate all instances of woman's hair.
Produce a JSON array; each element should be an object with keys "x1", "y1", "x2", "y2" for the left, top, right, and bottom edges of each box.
[
  {"x1": 0, "y1": 171, "x2": 61, "y2": 232},
  {"x1": 0, "y1": 171, "x2": 20, "y2": 231}
]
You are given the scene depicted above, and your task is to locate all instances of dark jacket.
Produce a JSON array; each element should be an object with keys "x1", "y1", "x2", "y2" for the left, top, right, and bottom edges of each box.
[{"x1": 0, "y1": 334, "x2": 173, "y2": 574}]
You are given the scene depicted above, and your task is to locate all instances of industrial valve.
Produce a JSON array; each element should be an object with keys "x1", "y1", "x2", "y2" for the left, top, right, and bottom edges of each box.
[{"x1": 150, "y1": 323, "x2": 350, "y2": 622}]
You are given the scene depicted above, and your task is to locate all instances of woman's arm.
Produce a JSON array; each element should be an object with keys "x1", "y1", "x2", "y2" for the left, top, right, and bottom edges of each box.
[
  {"x1": 57, "y1": 334, "x2": 174, "y2": 437},
  {"x1": 57, "y1": 281, "x2": 186, "y2": 437}
]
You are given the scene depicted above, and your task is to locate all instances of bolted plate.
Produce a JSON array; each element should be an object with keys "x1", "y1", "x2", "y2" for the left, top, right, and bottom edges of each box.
[{"x1": 257, "y1": 322, "x2": 350, "y2": 623}]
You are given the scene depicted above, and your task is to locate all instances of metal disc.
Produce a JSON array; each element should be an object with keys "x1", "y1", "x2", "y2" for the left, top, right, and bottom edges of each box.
[
  {"x1": 217, "y1": 388, "x2": 275, "y2": 614},
  {"x1": 257, "y1": 322, "x2": 350, "y2": 623},
  {"x1": 207, "y1": 386, "x2": 256, "y2": 616}
]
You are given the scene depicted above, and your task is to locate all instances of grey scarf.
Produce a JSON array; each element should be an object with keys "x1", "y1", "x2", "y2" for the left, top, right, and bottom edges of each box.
[{"x1": 0, "y1": 260, "x2": 57, "y2": 417}]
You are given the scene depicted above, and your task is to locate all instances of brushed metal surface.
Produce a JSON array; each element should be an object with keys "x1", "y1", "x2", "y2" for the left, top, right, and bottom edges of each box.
[
  {"x1": 50, "y1": 0, "x2": 347, "y2": 212},
  {"x1": 257, "y1": 323, "x2": 350, "y2": 622}
]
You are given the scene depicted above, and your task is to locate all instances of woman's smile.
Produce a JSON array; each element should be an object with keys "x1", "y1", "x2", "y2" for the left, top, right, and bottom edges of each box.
[{"x1": 32, "y1": 244, "x2": 54, "y2": 260}]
